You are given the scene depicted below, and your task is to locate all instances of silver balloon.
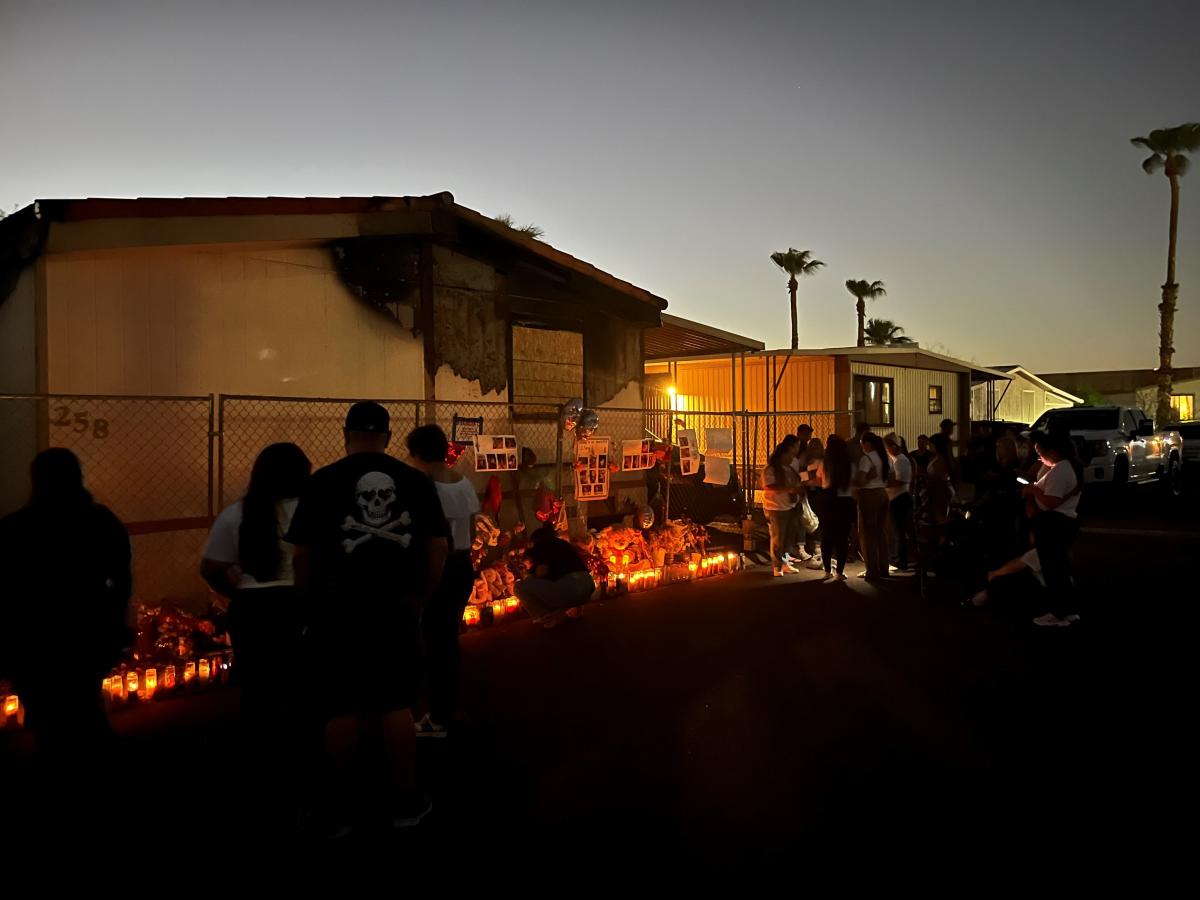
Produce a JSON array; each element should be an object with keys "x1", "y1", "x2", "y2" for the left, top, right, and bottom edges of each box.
[
  {"x1": 638, "y1": 504, "x2": 655, "y2": 530},
  {"x1": 561, "y1": 397, "x2": 583, "y2": 431},
  {"x1": 576, "y1": 410, "x2": 599, "y2": 439}
]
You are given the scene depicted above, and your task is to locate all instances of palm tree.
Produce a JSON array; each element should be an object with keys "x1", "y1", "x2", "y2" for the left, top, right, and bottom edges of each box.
[
  {"x1": 770, "y1": 248, "x2": 825, "y2": 350},
  {"x1": 844, "y1": 279, "x2": 887, "y2": 347},
  {"x1": 1131, "y1": 122, "x2": 1200, "y2": 424},
  {"x1": 494, "y1": 213, "x2": 545, "y2": 240},
  {"x1": 863, "y1": 318, "x2": 914, "y2": 346}
]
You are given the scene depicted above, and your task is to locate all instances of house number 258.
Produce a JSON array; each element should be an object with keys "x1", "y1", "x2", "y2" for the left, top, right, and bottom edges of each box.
[{"x1": 51, "y1": 406, "x2": 110, "y2": 439}]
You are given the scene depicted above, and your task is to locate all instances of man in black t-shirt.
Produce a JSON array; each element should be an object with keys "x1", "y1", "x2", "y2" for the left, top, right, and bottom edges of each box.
[
  {"x1": 286, "y1": 401, "x2": 448, "y2": 830},
  {"x1": 515, "y1": 525, "x2": 595, "y2": 628}
]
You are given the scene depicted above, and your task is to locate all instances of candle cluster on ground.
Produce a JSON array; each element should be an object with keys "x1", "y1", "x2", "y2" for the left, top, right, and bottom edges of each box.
[
  {"x1": 460, "y1": 549, "x2": 744, "y2": 628},
  {"x1": 101, "y1": 651, "x2": 233, "y2": 707}
]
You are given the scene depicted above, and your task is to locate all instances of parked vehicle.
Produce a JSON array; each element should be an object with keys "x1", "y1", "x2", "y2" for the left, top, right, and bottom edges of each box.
[
  {"x1": 1029, "y1": 405, "x2": 1184, "y2": 495},
  {"x1": 1177, "y1": 421, "x2": 1200, "y2": 476}
]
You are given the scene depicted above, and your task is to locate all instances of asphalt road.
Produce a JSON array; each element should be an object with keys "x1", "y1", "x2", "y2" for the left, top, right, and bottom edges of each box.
[{"x1": 3, "y1": 486, "x2": 1190, "y2": 862}]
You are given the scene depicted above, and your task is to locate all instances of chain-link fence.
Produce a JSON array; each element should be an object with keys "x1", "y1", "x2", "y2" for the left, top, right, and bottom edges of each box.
[
  {"x1": 218, "y1": 396, "x2": 425, "y2": 507},
  {"x1": 2, "y1": 392, "x2": 845, "y2": 612},
  {"x1": 0, "y1": 393, "x2": 214, "y2": 614}
]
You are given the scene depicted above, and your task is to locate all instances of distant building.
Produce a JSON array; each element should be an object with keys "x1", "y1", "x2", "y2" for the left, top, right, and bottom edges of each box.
[
  {"x1": 1037, "y1": 367, "x2": 1200, "y2": 422},
  {"x1": 971, "y1": 365, "x2": 1081, "y2": 425}
]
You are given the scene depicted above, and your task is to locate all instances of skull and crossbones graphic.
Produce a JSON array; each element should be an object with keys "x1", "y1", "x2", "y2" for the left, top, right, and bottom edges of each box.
[{"x1": 343, "y1": 472, "x2": 413, "y2": 553}]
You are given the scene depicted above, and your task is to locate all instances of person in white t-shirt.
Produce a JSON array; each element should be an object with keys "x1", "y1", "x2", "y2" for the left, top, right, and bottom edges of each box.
[
  {"x1": 854, "y1": 432, "x2": 891, "y2": 579},
  {"x1": 1022, "y1": 431, "x2": 1083, "y2": 627},
  {"x1": 883, "y1": 433, "x2": 914, "y2": 572},
  {"x1": 762, "y1": 436, "x2": 802, "y2": 576},
  {"x1": 202, "y1": 442, "x2": 311, "y2": 730},
  {"x1": 406, "y1": 424, "x2": 481, "y2": 736}
]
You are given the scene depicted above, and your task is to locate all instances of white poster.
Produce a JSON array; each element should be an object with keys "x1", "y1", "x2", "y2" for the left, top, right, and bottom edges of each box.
[
  {"x1": 703, "y1": 456, "x2": 731, "y2": 485},
  {"x1": 621, "y1": 438, "x2": 656, "y2": 471},
  {"x1": 474, "y1": 435, "x2": 521, "y2": 472},
  {"x1": 575, "y1": 438, "x2": 611, "y2": 501},
  {"x1": 677, "y1": 428, "x2": 700, "y2": 477},
  {"x1": 705, "y1": 428, "x2": 733, "y2": 455}
]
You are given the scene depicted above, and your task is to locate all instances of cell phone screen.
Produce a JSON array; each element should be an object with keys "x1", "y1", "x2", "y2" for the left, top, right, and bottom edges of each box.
[{"x1": 1016, "y1": 476, "x2": 1029, "y2": 485}]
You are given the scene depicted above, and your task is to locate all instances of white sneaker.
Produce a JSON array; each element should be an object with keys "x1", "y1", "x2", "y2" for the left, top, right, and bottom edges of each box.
[
  {"x1": 1032, "y1": 613, "x2": 1075, "y2": 627},
  {"x1": 795, "y1": 549, "x2": 814, "y2": 562},
  {"x1": 779, "y1": 563, "x2": 799, "y2": 574},
  {"x1": 414, "y1": 713, "x2": 449, "y2": 739},
  {"x1": 773, "y1": 568, "x2": 783, "y2": 578},
  {"x1": 888, "y1": 565, "x2": 900, "y2": 573},
  {"x1": 805, "y1": 558, "x2": 824, "y2": 570}
]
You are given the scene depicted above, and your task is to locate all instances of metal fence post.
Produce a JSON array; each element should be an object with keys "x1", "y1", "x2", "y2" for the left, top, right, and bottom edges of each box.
[{"x1": 216, "y1": 394, "x2": 225, "y2": 512}]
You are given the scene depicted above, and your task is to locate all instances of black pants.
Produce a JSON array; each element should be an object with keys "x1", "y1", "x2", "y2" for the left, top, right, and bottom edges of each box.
[
  {"x1": 889, "y1": 491, "x2": 913, "y2": 570},
  {"x1": 1032, "y1": 511, "x2": 1079, "y2": 618},
  {"x1": 227, "y1": 585, "x2": 307, "y2": 806},
  {"x1": 422, "y1": 551, "x2": 475, "y2": 725},
  {"x1": 820, "y1": 495, "x2": 856, "y2": 575}
]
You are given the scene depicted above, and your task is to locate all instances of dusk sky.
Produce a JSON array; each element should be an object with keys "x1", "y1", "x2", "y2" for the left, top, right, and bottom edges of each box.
[{"x1": 2, "y1": 0, "x2": 1196, "y2": 372}]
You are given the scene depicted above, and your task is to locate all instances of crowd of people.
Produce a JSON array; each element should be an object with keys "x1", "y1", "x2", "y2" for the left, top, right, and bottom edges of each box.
[
  {"x1": 1, "y1": 401, "x2": 597, "y2": 837},
  {"x1": 760, "y1": 416, "x2": 1083, "y2": 628},
  {"x1": 1, "y1": 402, "x2": 1085, "y2": 837}
]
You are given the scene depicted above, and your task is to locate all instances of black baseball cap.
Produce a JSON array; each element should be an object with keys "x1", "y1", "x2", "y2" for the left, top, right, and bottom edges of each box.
[{"x1": 344, "y1": 401, "x2": 390, "y2": 434}]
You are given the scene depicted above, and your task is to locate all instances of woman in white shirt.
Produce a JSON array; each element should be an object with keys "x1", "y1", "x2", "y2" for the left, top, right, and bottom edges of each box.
[
  {"x1": 1022, "y1": 431, "x2": 1082, "y2": 627},
  {"x1": 762, "y1": 436, "x2": 802, "y2": 576},
  {"x1": 854, "y1": 431, "x2": 891, "y2": 579},
  {"x1": 202, "y1": 442, "x2": 311, "y2": 721},
  {"x1": 884, "y1": 433, "x2": 914, "y2": 572},
  {"x1": 406, "y1": 425, "x2": 481, "y2": 734}
]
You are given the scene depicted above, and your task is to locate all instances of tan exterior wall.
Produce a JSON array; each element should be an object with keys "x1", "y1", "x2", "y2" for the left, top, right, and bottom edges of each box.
[
  {"x1": 0, "y1": 265, "x2": 37, "y2": 393},
  {"x1": 850, "y1": 361, "x2": 958, "y2": 445},
  {"x1": 646, "y1": 354, "x2": 837, "y2": 413},
  {"x1": 43, "y1": 245, "x2": 424, "y2": 397},
  {"x1": 0, "y1": 265, "x2": 40, "y2": 513},
  {"x1": 971, "y1": 371, "x2": 1078, "y2": 423}
]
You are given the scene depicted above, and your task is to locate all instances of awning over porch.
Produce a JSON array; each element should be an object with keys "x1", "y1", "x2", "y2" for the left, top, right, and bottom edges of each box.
[{"x1": 644, "y1": 313, "x2": 765, "y2": 361}]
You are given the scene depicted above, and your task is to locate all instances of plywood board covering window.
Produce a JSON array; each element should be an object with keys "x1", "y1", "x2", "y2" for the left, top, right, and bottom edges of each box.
[{"x1": 511, "y1": 324, "x2": 584, "y2": 406}]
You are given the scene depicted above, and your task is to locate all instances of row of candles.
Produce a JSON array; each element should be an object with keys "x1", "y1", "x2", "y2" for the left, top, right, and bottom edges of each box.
[
  {"x1": 2, "y1": 652, "x2": 236, "y2": 729},
  {"x1": 103, "y1": 652, "x2": 234, "y2": 705},
  {"x1": 606, "y1": 551, "x2": 742, "y2": 592},
  {"x1": 463, "y1": 595, "x2": 521, "y2": 627},
  {"x1": 459, "y1": 551, "x2": 744, "y2": 627}
]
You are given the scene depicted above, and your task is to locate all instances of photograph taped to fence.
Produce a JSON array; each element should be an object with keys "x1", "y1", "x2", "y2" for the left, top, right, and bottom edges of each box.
[
  {"x1": 474, "y1": 435, "x2": 521, "y2": 472},
  {"x1": 621, "y1": 438, "x2": 655, "y2": 471},
  {"x1": 575, "y1": 438, "x2": 611, "y2": 501},
  {"x1": 677, "y1": 428, "x2": 700, "y2": 476}
]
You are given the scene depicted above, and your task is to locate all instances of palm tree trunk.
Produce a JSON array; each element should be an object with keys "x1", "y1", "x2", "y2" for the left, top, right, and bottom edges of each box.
[
  {"x1": 1156, "y1": 173, "x2": 1181, "y2": 425},
  {"x1": 856, "y1": 298, "x2": 866, "y2": 347},
  {"x1": 789, "y1": 277, "x2": 799, "y2": 350}
]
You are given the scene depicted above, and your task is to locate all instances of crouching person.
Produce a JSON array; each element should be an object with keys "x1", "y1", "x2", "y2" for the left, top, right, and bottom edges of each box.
[{"x1": 517, "y1": 524, "x2": 595, "y2": 629}]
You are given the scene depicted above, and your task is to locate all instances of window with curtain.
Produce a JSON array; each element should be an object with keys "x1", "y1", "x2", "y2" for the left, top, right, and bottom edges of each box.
[
  {"x1": 927, "y1": 385, "x2": 943, "y2": 415},
  {"x1": 853, "y1": 375, "x2": 894, "y2": 427}
]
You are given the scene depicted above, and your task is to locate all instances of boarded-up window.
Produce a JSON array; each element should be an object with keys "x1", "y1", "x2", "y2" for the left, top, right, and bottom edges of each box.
[{"x1": 511, "y1": 325, "x2": 584, "y2": 407}]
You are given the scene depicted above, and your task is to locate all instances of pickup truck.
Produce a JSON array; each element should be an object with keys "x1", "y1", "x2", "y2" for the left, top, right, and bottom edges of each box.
[{"x1": 1029, "y1": 405, "x2": 1184, "y2": 495}]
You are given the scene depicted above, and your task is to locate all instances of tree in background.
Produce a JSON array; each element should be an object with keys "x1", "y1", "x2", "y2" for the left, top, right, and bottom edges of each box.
[
  {"x1": 863, "y1": 318, "x2": 915, "y2": 346},
  {"x1": 844, "y1": 279, "x2": 887, "y2": 347},
  {"x1": 493, "y1": 213, "x2": 545, "y2": 240},
  {"x1": 769, "y1": 248, "x2": 825, "y2": 350},
  {"x1": 1131, "y1": 122, "x2": 1200, "y2": 424}
]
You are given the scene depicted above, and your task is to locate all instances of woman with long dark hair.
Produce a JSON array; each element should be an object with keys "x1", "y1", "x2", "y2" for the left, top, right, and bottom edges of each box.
[
  {"x1": 817, "y1": 435, "x2": 855, "y2": 581},
  {"x1": 202, "y1": 442, "x2": 311, "y2": 721},
  {"x1": 762, "y1": 435, "x2": 802, "y2": 576},
  {"x1": 406, "y1": 424, "x2": 480, "y2": 736},
  {"x1": 855, "y1": 431, "x2": 891, "y2": 579}
]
